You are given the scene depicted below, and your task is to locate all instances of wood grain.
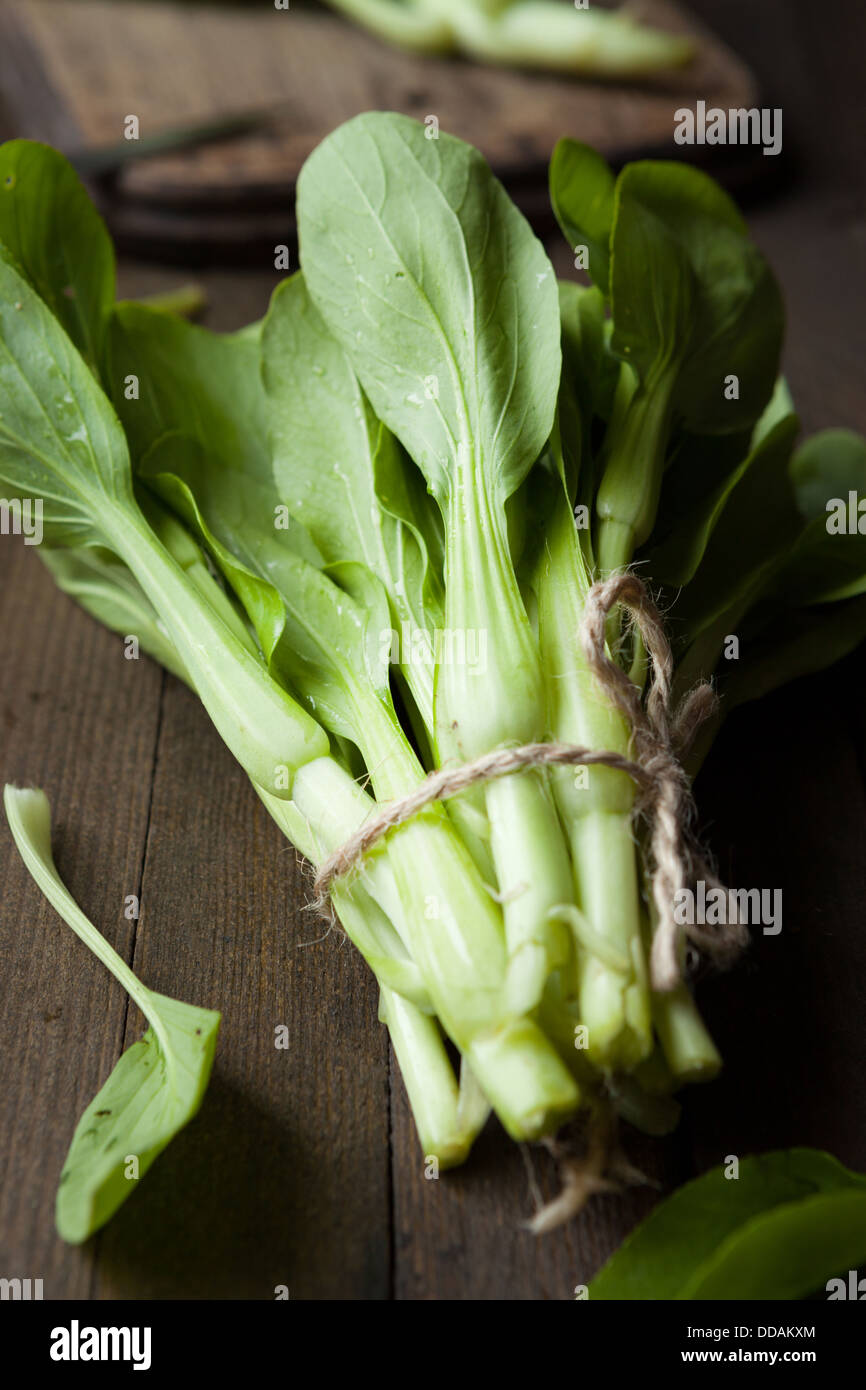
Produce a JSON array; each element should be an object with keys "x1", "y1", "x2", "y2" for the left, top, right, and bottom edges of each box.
[
  {"x1": 0, "y1": 549, "x2": 162, "y2": 1298},
  {"x1": 91, "y1": 677, "x2": 392, "y2": 1300},
  {"x1": 0, "y1": 0, "x2": 761, "y2": 255}
]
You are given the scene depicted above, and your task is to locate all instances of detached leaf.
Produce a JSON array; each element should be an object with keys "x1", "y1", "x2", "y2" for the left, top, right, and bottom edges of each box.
[
  {"x1": 56, "y1": 990, "x2": 219, "y2": 1244},
  {"x1": 590, "y1": 1149, "x2": 866, "y2": 1300},
  {"x1": 3, "y1": 786, "x2": 219, "y2": 1244}
]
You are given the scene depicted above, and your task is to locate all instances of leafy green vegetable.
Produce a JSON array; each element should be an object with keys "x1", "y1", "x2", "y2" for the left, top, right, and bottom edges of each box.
[
  {"x1": 551, "y1": 142, "x2": 785, "y2": 575},
  {"x1": 38, "y1": 544, "x2": 192, "y2": 685},
  {"x1": 589, "y1": 1149, "x2": 866, "y2": 1300},
  {"x1": 3, "y1": 116, "x2": 866, "y2": 1264},
  {"x1": 0, "y1": 140, "x2": 114, "y2": 369},
  {"x1": 111, "y1": 302, "x2": 581, "y2": 1139},
  {"x1": 262, "y1": 272, "x2": 443, "y2": 731},
  {"x1": 3, "y1": 786, "x2": 220, "y2": 1243},
  {"x1": 550, "y1": 140, "x2": 615, "y2": 293},
  {"x1": 298, "y1": 110, "x2": 578, "y2": 1020},
  {"x1": 324, "y1": 0, "x2": 694, "y2": 75},
  {"x1": 0, "y1": 249, "x2": 328, "y2": 793}
]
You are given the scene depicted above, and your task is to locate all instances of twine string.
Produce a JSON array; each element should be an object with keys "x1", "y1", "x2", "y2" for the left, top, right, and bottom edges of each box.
[{"x1": 312, "y1": 573, "x2": 747, "y2": 991}]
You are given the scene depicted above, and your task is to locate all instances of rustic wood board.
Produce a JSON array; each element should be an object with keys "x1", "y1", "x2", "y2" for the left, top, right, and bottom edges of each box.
[
  {"x1": 2, "y1": 0, "x2": 866, "y2": 1304},
  {"x1": 0, "y1": 0, "x2": 761, "y2": 256}
]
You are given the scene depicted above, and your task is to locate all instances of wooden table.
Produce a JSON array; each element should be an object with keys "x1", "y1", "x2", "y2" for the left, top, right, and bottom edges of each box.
[{"x1": 1, "y1": 0, "x2": 865, "y2": 1299}]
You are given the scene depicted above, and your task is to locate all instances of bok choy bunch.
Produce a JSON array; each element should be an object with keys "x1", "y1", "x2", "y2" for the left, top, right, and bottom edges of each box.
[{"x1": 1, "y1": 117, "x2": 865, "y2": 1240}]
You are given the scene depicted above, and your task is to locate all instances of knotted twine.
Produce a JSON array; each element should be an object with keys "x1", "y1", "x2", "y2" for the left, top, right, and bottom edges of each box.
[{"x1": 312, "y1": 573, "x2": 747, "y2": 992}]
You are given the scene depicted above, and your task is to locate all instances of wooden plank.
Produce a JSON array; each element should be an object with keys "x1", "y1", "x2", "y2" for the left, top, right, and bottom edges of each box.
[
  {"x1": 0, "y1": 0, "x2": 762, "y2": 256},
  {"x1": 0, "y1": 543, "x2": 162, "y2": 1297},
  {"x1": 678, "y1": 176, "x2": 866, "y2": 1179},
  {"x1": 91, "y1": 675, "x2": 392, "y2": 1300},
  {"x1": 390, "y1": 1065, "x2": 689, "y2": 1300},
  {"x1": 4, "y1": 0, "x2": 757, "y2": 190},
  {"x1": 685, "y1": 657, "x2": 866, "y2": 1175}
]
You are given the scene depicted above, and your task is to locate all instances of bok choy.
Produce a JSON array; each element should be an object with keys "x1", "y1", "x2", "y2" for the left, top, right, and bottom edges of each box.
[{"x1": 1, "y1": 118, "x2": 864, "y2": 1243}]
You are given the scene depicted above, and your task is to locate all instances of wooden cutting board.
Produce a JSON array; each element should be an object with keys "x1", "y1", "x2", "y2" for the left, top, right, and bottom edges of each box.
[{"x1": 0, "y1": 0, "x2": 764, "y2": 261}]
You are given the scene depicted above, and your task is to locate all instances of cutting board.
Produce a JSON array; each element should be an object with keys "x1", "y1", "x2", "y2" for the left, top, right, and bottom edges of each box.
[{"x1": 0, "y1": 0, "x2": 764, "y2": 261}]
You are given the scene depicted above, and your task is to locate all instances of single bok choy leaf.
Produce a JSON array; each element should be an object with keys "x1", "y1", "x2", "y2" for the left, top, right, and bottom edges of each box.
[
  {"x1": 589, "y1": 1149, "x2": 866, "y2": 1300},
  {"x1": 262, "y1": 271, "x2": 497, "y2": 877},
  {"x1": 297, "y1": 110, "x2": 577, "y2": 1019},
  {"x1": 3, "y1": 786, "x2": 220, "y2": 1244},
  {"x1": 262, "y1": 272, "x2": 444, "y2": 734}
]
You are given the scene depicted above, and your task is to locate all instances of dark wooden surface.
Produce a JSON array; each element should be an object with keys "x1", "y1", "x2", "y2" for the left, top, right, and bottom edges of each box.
[
  {"x1": 0, "y1": 0, "x2": 759, "y2": 259},
  {"x1": 1, "y1": 0, "x2": 865, "y2": 1300}
]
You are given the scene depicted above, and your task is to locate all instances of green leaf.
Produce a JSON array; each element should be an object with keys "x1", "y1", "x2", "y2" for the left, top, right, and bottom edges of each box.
[
  {"x1": 107, "y1": 302, "x2": 423, "y2": 789},
  {"x1": 138, "y1": 429, "x2": 420, "y2": 794},
  {"x1": 592, "y1": 160, "x2": 785, "y2": 569},
  {"x1": 589, "y1": 1149, "x2": 866, "y2": 1300},
  {"x1": 139, "y1": 432, "x2": 295, "y2": 670},
  {"x1": 769, "y1": 429, "x2": 866, "y2": 604},
  {"x1": 610, "y1": 160, "x2": 784, "y2": 434},
  {"x1": 3, "y1": 786, "x2": 219, "y2": 1244},
  {"x1": 0, "y1": 140, "x2": 114, "y2": 371},
  {"x1": 647, "y1": 418, "x2": 796, "y2": 589},
  {"x1": 549, "y1": 140, "x2": 615, "y2": 294},
  {"x1": 38, "y1": 544, "x2": 193, "y2": 685},
  {"x1": 262, "y1": 272, "x2": 443, "y2": 725},
  {"x1": 296, "y1": 110, "x2": 561, "y2": 511},
  {"x1": 108, "y1": 301, "x2": 270, "y2": 479},
  {"x1": 645, "y1": 380, "x2": 794, "y2": 587},
  {"x1": 751, "y1": 374, "x2": 796, "y2": 448},
  {"x1": 556, "y1": 280, "x2": 619, "y2": 524},
  {"x1": 671, "y1": 415, "x2": 803, "y2": 641},
  {"x1": 718, "y1": 594, "x2": 866, "y2": 712},
  {"x1": 56, "y1": 990, "x2": 220, "y2": 1244},
  {"x1": 0, "y1": 247, "x2": 135, "y2": 545},
  {"x1": 0, "y1": 262, "x2": 328, "y2": 791}
]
